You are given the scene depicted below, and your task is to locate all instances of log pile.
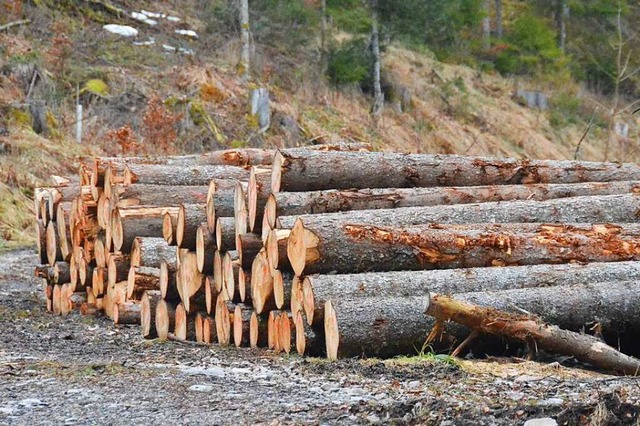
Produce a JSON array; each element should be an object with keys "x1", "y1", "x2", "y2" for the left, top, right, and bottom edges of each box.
[{"x1": 33, "y1": 146, "x2": 640, "y2": 372}]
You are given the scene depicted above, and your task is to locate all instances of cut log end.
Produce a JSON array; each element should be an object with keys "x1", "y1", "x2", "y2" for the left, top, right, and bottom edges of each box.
[
  {"x1": 265, "y1": 194, "x2": 277, "y2": 231},
  {"x1": 155, "y1": 298, "x2": 174, "y2": 340},
  {"x1": 294, "y1": 310, "x2": 306, "y2": 356},
  {"x1": 324, "y1": 300, "x2": 339, "y2": 361},
  {"x1": 162, "y1": 212, "x2": 175, "y2": 245},
  {"x1": 215, "y1": 297, "x2": 231, "y2": 346},
  {"x1": 302, "y1": 277, "x2": 315, "y2": 325},
  {"x1": 271, "y1": 152, "x2": 283, "y2": 193},
  {"x1": 250, "y1": 311, "x2": 259, "y2": 348},
  {"x1": 176, "y1": 205, "x2": 187, "y2": 247},
  {"x1": 273, "y1": 270, "x2": 285, "y2": 309},
  {"x1": 287, "y1": 218, "x2": 307, "y2": 277},
  {"x1": 233, "y1": 305, "x2": 243, "y2": 347},
  {"x1": 206, "y1": 195, "x2": 216, "y2": 232}
]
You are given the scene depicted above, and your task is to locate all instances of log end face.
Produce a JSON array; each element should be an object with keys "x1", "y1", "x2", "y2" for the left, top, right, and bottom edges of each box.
[
  {"x1": 271, "y1": 152, "x2": 283, "y2": 193},
  {"x1": 324, "y1": 300, "x2": 339, "y2": 361},
  {"x1": 287, "y1": 218, "x2": 307, "y2": 277},
  {"x1": 162, "y1": 212, "x2": 175, "y2": 245},
  {"x1": 233, "y1": 305, "x2": 243, "y2": 347},
  {"x1": 302, "y1": 277, "x2": 315, "y2": 325},
  {"x1": 250, "y1": 311, "x2": 259, "y2": 348}
]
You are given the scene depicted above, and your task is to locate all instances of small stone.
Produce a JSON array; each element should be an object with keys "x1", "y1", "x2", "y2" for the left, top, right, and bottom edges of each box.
[
  {"x1": 366, "y1": 414, "x2": 381, "y2": 424},
  {"x1": 524, "y1": 418, "x2": 558, "y2": 426},
  {"x1": 19, "y1": 398, "x2": 44, "y2": 407},
  {"x1": 0, "y1": 407, "x2": 15, "y2": 415},
  {"x1": 189, "y1": 385, "x2": 213, "y2": 392},
  {"x1": 538, "y1": 398, "x2": 564, "y2": 407},
  {"x1": 349, "y1": 387, "x2": 366, "y2": 396},
  {"x1": 407, "y1": 380, "x2": 421, "y2": 389}
]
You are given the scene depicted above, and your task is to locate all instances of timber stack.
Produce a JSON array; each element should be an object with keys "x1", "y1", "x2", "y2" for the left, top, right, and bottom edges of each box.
[{"x1": 33, "y1": 144, "x2": 640, "y2": 373}]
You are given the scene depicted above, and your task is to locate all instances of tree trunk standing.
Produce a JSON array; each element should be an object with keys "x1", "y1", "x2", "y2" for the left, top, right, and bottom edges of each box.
[
  {"x1": 271, "y1": 151, "x2": 640, "y2": 192},
  {"x1": 427, "y1": 294, "x2": 640, "y2": 376},
  {"x1": 239, "y1": 0, "x2": 250, "y2": 82},
  {"x1": 288, "y1": 221, "x2": 640, "y2": 276},
  {"x1": 370, "y1": 11, "x2": 384, "y2": 119},
  {"x1": 555, "y1": 0, "x2": 568, "y2": 53},
  {"x1": 300, "y1": 260, "x2": 640, "y2": 326},
  {"x1": 320, "y1": 0, "x2": 328, "y2": 70},
  {"x1": 482, "y1": 0, "x2": 491, "y2": 50},
  {"x1": 494, "y1": 0, "x2": 503, "y2": 38}
]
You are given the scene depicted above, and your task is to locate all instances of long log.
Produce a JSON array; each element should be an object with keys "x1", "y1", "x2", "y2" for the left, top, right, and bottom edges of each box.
[
  {"x1": 55, "y1": 203, "x2": 73, "y2": 260},
  {"x1": 107, "y1": 254, "x2": 130, "y2": 288},
  {"x1": 130, "y1": 237, "x2": 177, "y2": 268},
  {"x1": 284, "y1": 194, "x2": 640, "y2": 275},
  {"x1": 123, "y1": 164, "x2": 250, "y2": 186},
  {"x1": 272, "y1": 151, "x2": 640, "y2": 192},
  {"x1": 264, "y1": 181, "x2": 640, "y2": 228},
  {"x1": 324, "y1": 296, "x2": 431, "y2": 360},
  {"x1": 248, "y1": 166, "x2": 272, "y2": 233},
  {"x1": 141, "y1": 290, "x2": 162, "y2": 338},
  {"x1": 110, "y1": 184, "x2": 209, "y2": 210},
  {"x1": 301, "y1": 261, "x2": 640, "y2": 325},
  {"x1": 427, "y1": 294, "x2": 640, "y2": 375},
  {"x1": 111, "y1": 206, "x2": 180, "y2": 252}
]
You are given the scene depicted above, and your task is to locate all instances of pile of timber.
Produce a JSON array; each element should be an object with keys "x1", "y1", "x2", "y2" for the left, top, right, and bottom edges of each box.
[{"x1": 34, "y1": 145, "x2": 640, "y2": 371}]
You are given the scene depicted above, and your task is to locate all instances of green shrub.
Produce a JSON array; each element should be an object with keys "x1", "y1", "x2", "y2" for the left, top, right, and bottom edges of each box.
[
  {"x1": 327, "y1": 39, "x2": 370, "y2": 86},
  {"x1": 495, "y1": 15, "x2": 564, "y2": 76}
]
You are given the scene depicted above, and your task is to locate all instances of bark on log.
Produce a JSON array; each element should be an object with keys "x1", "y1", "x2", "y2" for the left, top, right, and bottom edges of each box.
[
  {"x1": 272, "y1": 151, "x2": 640, "y2": 192},
  {"x1": 205, "y1": 180, "x2": 243, "y2": 232},
  {"x1": 92, "y1": 267, "x2": 106, "y2": 298},
  {"x1": 155, "y1": 298, "x2": 176, "y2": 340},
  {"x1": 130, "y1": 237, "x2": 177, "y2": 268},
  {"x1": 110, "y1": 184, "x2": 209, "y2": 211},
  {"x1": 324, "y1": 297, "x2": 431, "y2": 360},
  {"x1": 196, "y1": 224, "x2": 216, "y2": 274},
  {"x1": 205, "y1": 276, "x2": 221, "y2": 315},
  {"x1": 216, "y1": 217, "x2": 237, "y2": 251},
  {"x1": 283, "y1": 195, "x2": 640, "y2": 275},
  {"x1": 123, "y1": 164, "x2": 249, "y2": 186},
  {"x1": 177, "y1": 251, "x2": 205, "y2": 313},
  {"x1": 251, "y1": 252, "x2": 274, "y2": 314},
  {"x1": 265, "y1": 181, "x2": 640, "y2": 226},
  {"x1": 265, "y1": 229, "x2": 290, "y2": 271},
  {"x1": 141, "y1": 290, "x2": 162, "y2": 338},
  {"x1": 113, "y1": 302, "x2": 141, "y2": 325},
  {"x1": 277, "y1": 312, "x2": 295, "y2": 355},
  {"x1": 127, "y1": 266, "x2": 160, "y2": 300},
  {"x1": 177, "y1": 204, "x2": 207, "y2": 249},
  {"x1": 301, "y1": 260, "x2": 640, "y2": 325},
  {"x1": 237, "y1": 233, "x2": 263, "y2": 269},
  {"x1": 294, "y1": 310, "x2": 323, "y2": 357},
  {"x1": 112, "y1": 206, "x2": 180, "y2": 252},
  {"x1": 427, "y1": 294, "x2": 640, "y2": 376},
  {"x1": 162, "y1": 211, "x2": 177, "y2": 245}
]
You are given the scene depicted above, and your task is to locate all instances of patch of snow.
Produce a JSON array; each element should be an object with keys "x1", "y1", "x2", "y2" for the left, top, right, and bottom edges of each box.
[
  {"x1": 167, "y1": 16, "x2": 181, "y2": 22},
  {"x1": 175, "y1": 29, "x2": 198, "y2": 38},
  {"x1": 178, "y1": 47, "x2": 195, "y2": 55},
  {"x1": 131, "y1": 12, "x2": 157, "y2": 26},
  {"x1": 103, "y1": 24, "x2": 138, "y2": 37},
  {"x1": 140, "y1": 10, "x2": 162, "y2": 19},
  {"x1": 162, "y1": 44, "x2": 177, "y2": 52},
  {"x1": 134, "y1": 38, "x2": 156, "y2": 46}
]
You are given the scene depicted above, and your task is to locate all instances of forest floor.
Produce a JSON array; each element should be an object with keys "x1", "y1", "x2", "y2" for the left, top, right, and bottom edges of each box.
[{"x1": 1, "y1": 249, "x2": 640, "y2": 426}]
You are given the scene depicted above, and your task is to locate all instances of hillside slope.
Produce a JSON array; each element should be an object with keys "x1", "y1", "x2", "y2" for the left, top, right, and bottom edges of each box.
[{"x1": 0, "y1": 0, "x2": 635, "y2": 249}]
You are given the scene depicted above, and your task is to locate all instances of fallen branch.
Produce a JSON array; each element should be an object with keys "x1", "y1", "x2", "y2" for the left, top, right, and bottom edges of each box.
[
  {"x1": 0, "y1": 19, "x2": 30, "y2": 32},
  {"x1": 426, "y1": 294, "x2": 640, "y2": 376}
]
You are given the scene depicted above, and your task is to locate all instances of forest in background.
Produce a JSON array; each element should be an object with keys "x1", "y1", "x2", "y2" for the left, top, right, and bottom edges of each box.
[{"x1": 1, "y1": 0, "x2": 640, "y2": 248}]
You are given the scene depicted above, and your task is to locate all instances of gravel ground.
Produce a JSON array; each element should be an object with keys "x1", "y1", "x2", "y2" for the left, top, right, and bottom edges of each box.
[{"x1": 1, "y1": 249, "x2": 639, "y2": 425}]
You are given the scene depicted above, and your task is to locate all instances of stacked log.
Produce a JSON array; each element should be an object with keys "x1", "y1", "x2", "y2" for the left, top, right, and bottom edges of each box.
[{"x1": 34, "y1": 147, "x2": 640, "y2": 373}]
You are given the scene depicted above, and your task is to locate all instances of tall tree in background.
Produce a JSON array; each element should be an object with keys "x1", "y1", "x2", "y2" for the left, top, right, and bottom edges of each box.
[
  {"x1": 554, "y1": 0, "x2": 568, "y2": 52},
  {"x1": 482, "y1": 0, "x2": 491, "y2": 49},
  {"x1": 239, "y1": 0, "x2": 250, "y2": 82},
  {"x1": 494, "y1": 0, "x2": 503, "y2": 38},
  {"x1": 320, "y1": 0, "x2": 328, "y2": 70},
  {"x1": 370, "y1": 1, "x2": 384, "y2": 118}
]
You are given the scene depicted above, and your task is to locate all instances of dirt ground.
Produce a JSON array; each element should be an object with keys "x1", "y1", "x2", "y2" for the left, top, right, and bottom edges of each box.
[{"x1": 1, "y1": 249, "x2": 639, "y2": 425}]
